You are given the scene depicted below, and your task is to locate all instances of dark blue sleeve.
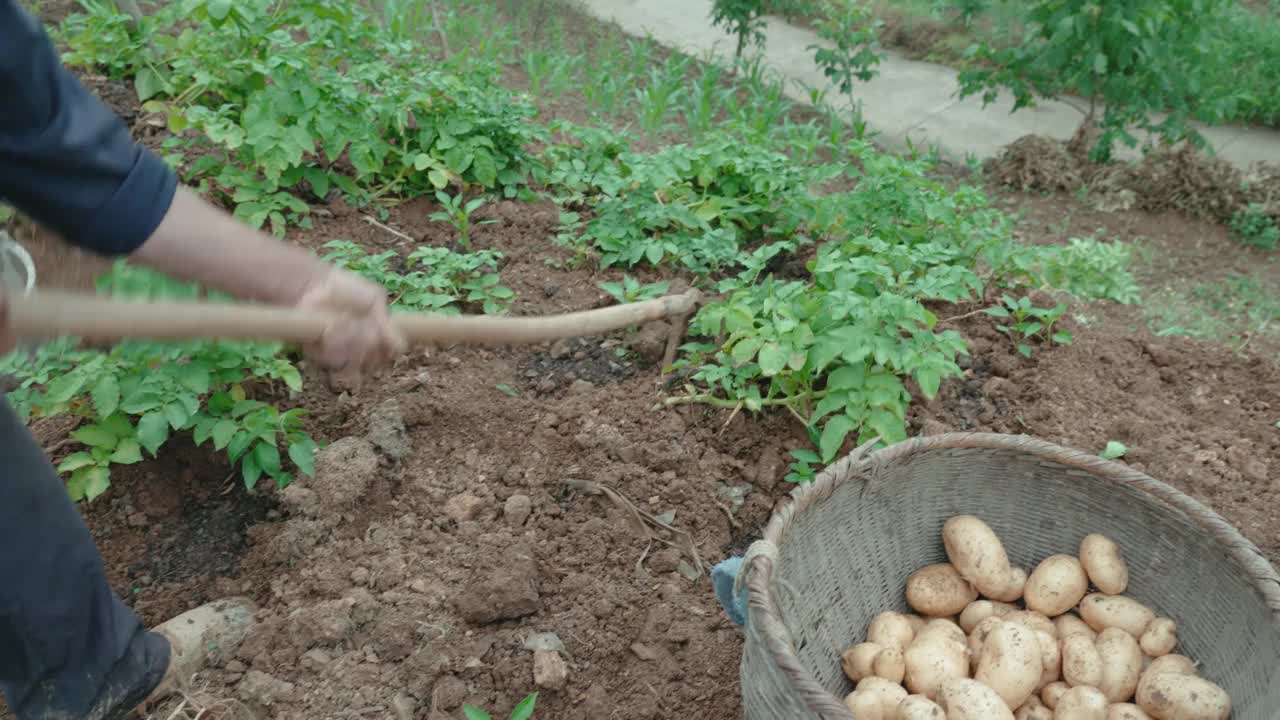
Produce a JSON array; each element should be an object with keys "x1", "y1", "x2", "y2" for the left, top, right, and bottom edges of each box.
[{"x1": 0, "y1": 0, "x2": 178, "y2": 256}]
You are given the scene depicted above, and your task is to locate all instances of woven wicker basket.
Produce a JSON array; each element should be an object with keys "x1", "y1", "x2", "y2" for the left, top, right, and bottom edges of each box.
[{"x1": 739, "y1": 432, "x2": 1280, "y2": 718}]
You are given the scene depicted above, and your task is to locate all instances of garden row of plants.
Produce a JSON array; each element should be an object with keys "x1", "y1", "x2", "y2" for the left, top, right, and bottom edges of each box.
[{"x1": 2, "y1": 0, "x2": 1139, "y2": 502}]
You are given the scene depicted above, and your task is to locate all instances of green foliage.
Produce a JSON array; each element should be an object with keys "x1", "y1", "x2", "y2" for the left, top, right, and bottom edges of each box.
[
  {"x1": 1034, "y1": 236, "x2": 1141, "y2": 304},
  {"x1": 429, "y1": 191, "x2": 498, "y2": 250},
  {"x1": 463, "y1": 693, "x2": 538, "y2": 720},
  {"x1": 59, "y1": 0, "x2": 541, "y2": 235},
  {"x1": 709, "y1": 0, "x2": 768, "y2": 58},
  {"x1": 321, "y1": 241, "x2": 514, "y2": 315},
  {"x1": 1229, "y1": 204, "x2": 1280, "y2": 251},
  {"x1": 600, "y1": 275, "x2": 671, "y2": 304},
  {"x1": 1100, "y1": 440, "x2": 1128, "y2": 459},
  {"x1": 553, "y1": 132, "x2": 828, "y2": 274},
  {"x1": 808, "y1": 0, "x2": 883, "y2": 123},
  {"x1": 982, "y1": 294, "x2": 1072, "y2": 358},
  {"x1": 0, "y1": 263, "x2": 315, "y2": 501},
  {"x1": 954, "y1": 0, "x2": 1229, "y2": 161},
  {"x1": 669, "y1": 147, "x2": 1035, "y2": 482}
]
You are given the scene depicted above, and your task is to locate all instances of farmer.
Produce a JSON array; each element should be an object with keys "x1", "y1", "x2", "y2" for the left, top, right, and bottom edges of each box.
[{"x1": 1, "y1": 2, "x2": 407, "y2": 717}]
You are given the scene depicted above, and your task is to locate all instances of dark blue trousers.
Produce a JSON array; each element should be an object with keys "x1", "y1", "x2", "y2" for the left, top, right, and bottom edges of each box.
[{"x1": 0, "y1": 402, "x2": 169, "y2": 719}]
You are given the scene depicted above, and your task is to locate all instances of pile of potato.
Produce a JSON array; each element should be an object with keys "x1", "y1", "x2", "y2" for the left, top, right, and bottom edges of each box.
[{"x1": 839, "y1": 515, "x2": 1232, "y2": 720}]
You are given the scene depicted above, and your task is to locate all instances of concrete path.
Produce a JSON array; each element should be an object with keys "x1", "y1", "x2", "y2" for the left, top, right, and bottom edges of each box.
[{"x1": 573, "y1": 0, "x2": 1280, "y2": 168}]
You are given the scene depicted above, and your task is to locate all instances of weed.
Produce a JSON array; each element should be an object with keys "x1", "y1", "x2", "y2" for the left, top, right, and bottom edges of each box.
[
  {"x1": 983, "y1": 294, "x2": 1072, "y2": 358},
  {"x1": 709, "y1": 0, "x2": 768, "y2": 58},
  {"x1": 1229, "y1": 204, "x2": 1280, "y2": 251},
  {"x1": 463, "y1": 692, "x2": 538, "y2": 720},
  {"x1": 430, "y1": 191, "x2": 498, "y2": 250},
  {"x1": 1035, "y1": 236, "x2": 1142, "y2": 305},
  {"x1": 1100, "y1": 441, "x2": 1128, "y2": 460},
  {"x1": 808, "y1": 0, "x2": 884, "y2": 125}
]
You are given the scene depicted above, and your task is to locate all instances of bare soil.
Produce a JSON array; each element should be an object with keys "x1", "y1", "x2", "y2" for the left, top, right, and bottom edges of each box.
[{"x1": 3, "y1": 10, "x2": 1278, "y2": 720}]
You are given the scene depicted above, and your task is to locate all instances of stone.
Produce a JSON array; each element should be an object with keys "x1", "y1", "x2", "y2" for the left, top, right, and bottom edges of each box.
[
  {"x1": 532, "y1": 649, "x2": 568, "y2": 690},
  {"x1": 455, "y1": 547, "x2": 540, "y2": 624},
  {"x1": 504, "y1": 494, "x2": 533, "y2": 527},
  {"x1": 237, "y1": 670, "x2": 297, "y2": 705},
  {"x1": 568, "y1": 379, "x2": 595, "y2": 395}
]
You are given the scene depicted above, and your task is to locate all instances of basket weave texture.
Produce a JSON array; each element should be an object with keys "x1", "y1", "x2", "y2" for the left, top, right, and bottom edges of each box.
[{"x1": 740, "y1": 433, "x2": 1280, "y2": 719}]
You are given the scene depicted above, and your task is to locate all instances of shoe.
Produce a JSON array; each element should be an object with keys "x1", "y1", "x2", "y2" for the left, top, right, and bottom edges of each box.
[{"x1": 144, "y1": 597, "x2": 258, "y2": 702}]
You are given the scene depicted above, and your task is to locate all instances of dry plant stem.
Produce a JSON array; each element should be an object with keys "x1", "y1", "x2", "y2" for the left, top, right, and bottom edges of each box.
[
  {"x1": 7, "y1": 289, "x2": 702, "y2": 347},
  {"x1": 362, "y1": 214, "x2": 415, "y2": 243},
  {"x1": 564, "y1": 478, "x2": 705, "y2": 575},
  {"x1": 428, "y1": 0, "x2": 450, "y2": 55}
]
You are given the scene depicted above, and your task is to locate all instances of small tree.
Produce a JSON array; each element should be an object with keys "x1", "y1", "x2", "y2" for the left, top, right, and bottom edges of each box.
[
  {"x1": 954, "y1": 0, "x2": 1230, "y2": 162},
  {"x1": 710, "y1": 0, "x2": 768, "y2": 59},
  {"x1": 808, "y1": 0, "x2": 884, "y2": 125}
]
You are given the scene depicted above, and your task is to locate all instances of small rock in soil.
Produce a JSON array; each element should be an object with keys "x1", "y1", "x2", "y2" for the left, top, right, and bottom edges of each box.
[
  {"x1": 568, "y1": 379, "x2": 595, "y2": 395},
  {"x1": 310, "y1": 436, "x2": 380, "y2": 507},
  {"x1": 300, "y1": 648, "x2": 332, "y2": 671},
  {"x1": 444, "y1": 493, "x2": 487, "y2": 523},
  {"x1": 367, "y1": 398, "x2": 412, "y2": 461},
  {"x1": 504, "y1": 493, "x2": 532, "y2": 527},
  {"x1": 648, "y1": 548, "x2": 681, "y2": 574},
  {"x1": 549, "y1": 338, "x2": 574, "y2": 359},
  {"x1": 288, "y1": 600, "x2": 355, "y2": 649},
  {"x1": 127, "y1": 512, "x2": 148, "y2": 528},
  {"x1": 623, "y1": 320, "x2": 671, "y2": 364},
  {"x1": 532, "y1": 649, "x2": 568, "y2": 690},
  {"x1": 391, "y1": 692, "x2": 415, "y2": 720},
  {"x1": 455, "y1": 548, "x2": 541, "y2": 624},
  {"x1": 237, "y1": 669, "x2": 297, "y2": 705}
]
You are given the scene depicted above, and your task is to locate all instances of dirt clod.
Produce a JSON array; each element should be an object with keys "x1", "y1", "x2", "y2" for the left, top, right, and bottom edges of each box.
[
  {"x1": 309, "y1": 436, "x2": 380, "y2": 507},
  {"x1": 237, "y1": 669, "x2": 297, "y2": 706},
  {"x1": 456, "y1": 547, "x2": 541, "y2": 624},
  {"x1": 367, "y1": 398, "x2": 412, "y2": 461},
  {"x1": 532, "y1": 649, "x2": 568, "y2": 690},
  {"x1": 444, "y1": 493, "x2": 488, "y2": 523},
  {"x1": 504, "y1": 494, "x2": 533, "y2": 527}
]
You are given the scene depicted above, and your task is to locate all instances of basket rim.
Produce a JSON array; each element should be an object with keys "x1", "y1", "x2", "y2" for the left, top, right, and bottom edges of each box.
[{"x1": 742, "y1": 431, "x2": 1280, "y2": 717}]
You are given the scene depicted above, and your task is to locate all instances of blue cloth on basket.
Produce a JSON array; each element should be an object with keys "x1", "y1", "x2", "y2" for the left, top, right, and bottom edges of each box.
[{"x1": 712, "y1": 555, "x2": 749, "y2": 626}]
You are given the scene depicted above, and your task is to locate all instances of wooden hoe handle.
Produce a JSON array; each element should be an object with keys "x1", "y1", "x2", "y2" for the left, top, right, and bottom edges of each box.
[{"x1": 6, "y1": 288, "x2": 703, "y2": 347}]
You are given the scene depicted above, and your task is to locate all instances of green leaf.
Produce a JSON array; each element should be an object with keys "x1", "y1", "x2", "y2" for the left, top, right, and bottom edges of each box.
[
  {"x1": 164, "y1": 401, "x2": 190, "y2": 430},
  {"x1": 206, "y1": 0, "x2": 232, "y2": 20},
  {"x1": 472, "y1": 150, "x2": 498, "y2": 187},
  {"x1": 757, "y1": 343, "x2": 788, "y2": 376},
  {"x1": 1100, "y1": 441, "x2": 1128, "y2": 460},
  {"x1": 193, "y1": 416, "x2": 217, "y2": 446},
  {"x1": 789, "y1": 449, "x2": 821, "y2": 463},
  {"x1": 254, "y1": 442, "x2": 282, "y2": 476},
  {"x1": 511, "y1": 693, "x2": 539, "y2": 720},
  {"x1": 819, "y1": 414, "x2": 855, "y2": 462},
  {"x1": 495, "y1": 383, "x2": 519, "y2": 397},
  {"x1": 134, "y1": 67, "x2": 166, "y2": 102},
  {"x1": 58, "y1": 452, "x2": 97, "y2": 473},
  {"x1": 279, "y1": 365, "x2": 303, "y2": 392},
  {"x1": 212, "y1": 419, "x2": 239, "y2": 450},
  {"x1": 462, "y1": 708, "x2": 492, "y2": 720},
  {"x1": 288, "y1": 437, "x2": 317, "y2": 477},
  {"x1": 1052, "y1": 330, "x2": 1073, "y2": 344},
  {"x1": 916, "y1": 367, "x2": 941, "y2": 400},
  {"x1": 176, "y1": 363, "x2": 212, "y2": 394},
  {"x1": 242, "y1": 452, "x2": 262, "y2": 490},
  {"x1": 83, "y1": 465, "x2": 111, "y2": 501},
  {"x1": 731, "y1": 337, "x2": 764, "y2": 365},
  {"x1": 981, "y1": 306, "x2": 1010, "y2": 318},
  {"x1": 110, "y1": 439, "x2": 144, "y2": 465},
  {"x1": 44, "y1": 371, "x2": 90, "y2": 405},
  {"x1": 91, "y1": 375, "x2": 120, "y2": 418},
  {"x1": 72, "y1": 425, "x2": 119, "y2": 450},
  {"x1": 227, "y1": 430, "x2": 254, "y2": 461},
  {"x1": 232, "y1": 399, "x2": 265, "y2": 418},
  {"x1": 137, "y1": 411, "x2": 170, "y2": 455}
]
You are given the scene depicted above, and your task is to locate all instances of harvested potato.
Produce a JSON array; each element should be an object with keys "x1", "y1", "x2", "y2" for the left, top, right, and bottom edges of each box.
[
  {"x1": 904, "y1": 614, "x2": 927, "y2": 635},
  {"x1": 1024, "y1": 554, "x2": 1089, "y2": 617},
  {"x1": 1005, "y1": 610, "x2": 1057, "y2": 639},
  {"x1": 867, "y1": 611, "x2": 916, "y2": 651},
  {"x1": 1139, "y1": 618, "x2": 1176, "y2": 658},
  {"x1": 1079, "y1": 534, "x2": 1129, "y2": 595},
  {"x1": 872, "y1": 646, "x2": 905, "y2": 684},
  {"x1": 1142, "y1": 654, "x2": 1196, "y2": 679},
  {"x1": 939, "y1": 678, "x2": 1016, "y2": 720},
  {"x1": 1035, "y1": 629, "x2": 1061, "y2": 689},
  {"x1": 959, "y1": 599, "x2": 1018, "y2": 633},
  {"x1": 844, "y1": 689, "x2": 884, "y2": 720},
  {"x1": 1096, "y1": 628, "x2": 1143, "y2": 703},
  {"x1": 1079, "y1": 594, "x2": 1156, "y2": 638},
  {"x1": 903, "y1": 622, "x2": 969, "y2": 699},
  {"x1": 1062, "y1": 634, "x2": 1104, "y2": 688},
  {"x1": 897, "y1": 694, "x2": 945, "y2": 719},
  {"x1": 989, "y1": 566, "x2": 1029, "y2": 603},
  {"x1": 1041, "y1": 681, "x2": 1069, "y2": 710},
  {"x1": 856, "y1": 677, "x2": 908, "y2": 717},
  {"x1": 1056, "y1": 686, "x2": 1108, "y2": 720},
  {"x1": 906, "y1": 563, "x2": 979, "y2": 617},
  {"x1": 841, "y1": 642, "x2": 882, "y2": 683},
  {"x1": 975, "y1": 620, "x2": 1042, "y2": 709},
  {"x1": 1014, "y1": 694, "x2": 1053, "y2": 720},
  {"x1": 968, "y1": 615, "x2": 1003, "y2": 659},
  {"x1": 1135, "y1": 672, "x2": 1230, "y2": 719},
  {"x1": 1106, "y1": 704, "x2": 1153, "y2": 720},
  {"x1": 942, "y1": 515, "x2": 1014, "y2": 598},
  {"x1": 1056, "y1": 613, "x2": 1098, "y2": 642}
]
